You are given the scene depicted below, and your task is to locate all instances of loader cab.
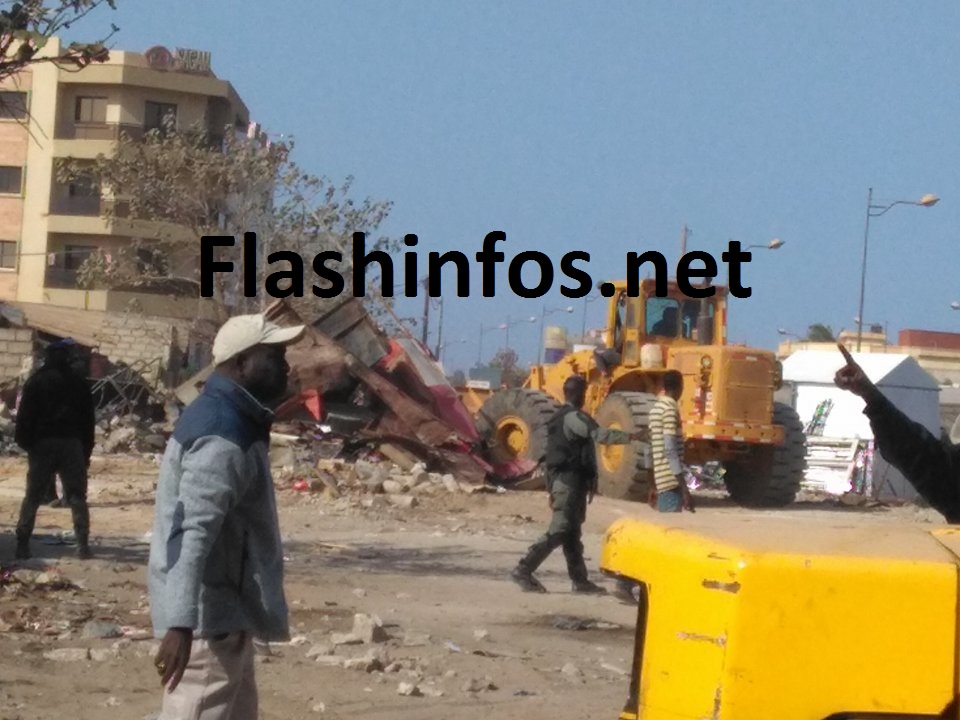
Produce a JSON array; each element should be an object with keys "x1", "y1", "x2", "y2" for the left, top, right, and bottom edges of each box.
[{"x1": 605, "y1": 280, "x2": 728, "y2": 366}]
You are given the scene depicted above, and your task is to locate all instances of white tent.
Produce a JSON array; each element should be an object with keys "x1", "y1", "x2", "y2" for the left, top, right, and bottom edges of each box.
[{"x1": 781, "y1": 350, "x2": 941, "y2": 501}]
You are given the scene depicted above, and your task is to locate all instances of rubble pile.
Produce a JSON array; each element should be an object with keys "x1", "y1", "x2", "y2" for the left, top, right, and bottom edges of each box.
[
  {"x1": 276, "y1": 451, "x2": 506, "y2": 508},
  {"x1": 94, "y1": 414, "x2": 172, "y2": 455}
]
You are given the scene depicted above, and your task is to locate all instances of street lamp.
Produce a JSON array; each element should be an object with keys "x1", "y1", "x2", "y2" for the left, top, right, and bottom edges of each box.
[
  {"x1": 502, "y1": 315, "x2": 538, "y2": 352},
  {"x1": 777, "y1": 327, "x2": 801, "y2": 339},
  {"x1": 856, "y1": 188, "x2": 939, "y2": 351},
  {"x1": 581, "y1": 289, "x2": 603, "y2": 340},
  {"x1": 746, "y1": 238, "x2": 785, "y2": 251},
  {"x1": 537, "y1": 304, "x2": 575, "y2": 364}
]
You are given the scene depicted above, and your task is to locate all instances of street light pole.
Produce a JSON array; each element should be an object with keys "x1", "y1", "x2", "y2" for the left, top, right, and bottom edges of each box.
[
  {"x1": 856, "y1": 187, "x2": 874, "y2": 353},
  {"x1": 855, "y1": 188, "x2": 939, "y2": 351}
]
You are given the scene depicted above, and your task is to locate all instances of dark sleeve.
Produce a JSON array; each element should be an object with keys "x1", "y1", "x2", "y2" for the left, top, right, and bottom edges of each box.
[
  {"x1": 863, "y1": 390, "x2": 960, "y2": 522},
  {"x1": 14, "y1": 378, "x2": 38, "y2": 450},
  {"x1": 76, "y1": 376, "x2": 95, "y2": 458}
]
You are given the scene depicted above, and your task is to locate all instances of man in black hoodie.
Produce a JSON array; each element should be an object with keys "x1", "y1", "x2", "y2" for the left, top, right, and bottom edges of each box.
[
  {"x1": 835, "y1": 343, "x2": 960, "y2": 522},
  {"x1": 14, "y1": 338, "x2": 95, "y2": 559}
]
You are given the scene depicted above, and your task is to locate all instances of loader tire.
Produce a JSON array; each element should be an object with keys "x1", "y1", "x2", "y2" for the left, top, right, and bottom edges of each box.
[
  {"x1": 723, "y1": 402, "x2": 807, "y2": 507},
  {"x1": 594, "y1": 392, "x2": 656, "y2": 501},
  {"x1": 475, "y1": 389, "x2": 562, "y2": 465}
]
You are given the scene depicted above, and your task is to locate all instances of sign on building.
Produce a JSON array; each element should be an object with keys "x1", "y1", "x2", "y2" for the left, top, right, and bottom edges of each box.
[{"x1": 144, "y1": 46, "x2": 212, "y2": 75}]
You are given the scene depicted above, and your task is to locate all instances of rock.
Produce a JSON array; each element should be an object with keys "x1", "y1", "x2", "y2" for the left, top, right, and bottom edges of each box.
[
  {"x1": 462, "y1": 677, "x2": 498, "y2": 693},
  {"x1": 412, "y1": 483, "x2": 439, "y2": 497},
  {"x1": 43, "y1": 648, "x2": 90, "y2": 662},
  {"x1": 402, "y1": 630, "x2": 431, "y2": 647},
  {"x1": 472, "y1": 628, "x2": 489, "y2": 642},
  {"x1": 385, "y1": 661, "x2": 403, "y2": 673},
  {"x1": 352, "y1": 588, "x2": 367, "y2": 598},
  {"x1": 343, "y1": 656, "x2": 383, "y2": 672},
  {"x1": 409, "y1": 466, "x2": 430, "y2": 487},
  {"x1": 443, "y1": 669, "x2": 458, "y2": 679},
  {"x1": 561, "y1": 662, "x2": 582, "y2": 677},
  {"x1": 397, "y1": 682, "x2": 422, "y2": 697},
  {"x1": 314, "y1": 655, "x2": 347, "y2": 667},
  {"x1": 360, "y1": 496, "x2": 387, "y2": 509},
  {"x1": 330, "y1": 632, "x2": 362, "y2": 646},
  {"x1": 381, "y1": 480, "x2": 404, "y2": 495},
  {"x1": 311, "y1": 702, "x2": 326, "y2": 713},
  {"x1": 305, "y1": 643, "x2": 334, "y2": 658},
  {"x1": 82, "y1": 620, "x2": 124, "y2": 639},
  {"x1": 288, "y1": 635, "x2": 309, "y2": 647},
  {"x1": 91, "y1": 647, "x2": 121, "y2": 662},
  {"x1": 387, "y1": 495, "x2": 418, "y2": 509},
  {"x1": 141, "y1": 434, "x2": 168, "y2": 451},
  {"x1": 441, "y1": 475, "x2": 460, "y2": 494},
  {"x1": 420, "y1": 685, "x2": 444, "y2": 698},
  {"x1": 600, "y1": 663, "x2": 628, "y2": 676},
  {"x1": 103, "y1": 426, "x2": 137, "y2": 453},
  {"x1": 352, "y1": 613, "x2": 388, "y2": 643}
]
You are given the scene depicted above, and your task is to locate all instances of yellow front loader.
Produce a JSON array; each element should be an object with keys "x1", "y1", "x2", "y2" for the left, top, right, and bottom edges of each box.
[
  {"x1": 474, "y1": 279, "x2": 806, "y2": 506},
  {"x1": 601, "y1": 513, "x2": 960, "y2": 719}
]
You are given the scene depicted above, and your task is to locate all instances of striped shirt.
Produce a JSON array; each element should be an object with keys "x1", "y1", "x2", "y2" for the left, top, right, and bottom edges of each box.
[{"x1": 649, "y1": 395, "x2": 683, "y2": 492}]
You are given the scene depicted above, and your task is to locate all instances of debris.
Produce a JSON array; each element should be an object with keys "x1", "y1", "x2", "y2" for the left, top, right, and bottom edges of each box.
[
  {"x1": 444, "y1": 640, "x2": 461, "y2": 653},
  {"x1": 441, "y1": 475, "x2": 461, "y2": 494},
  {"x1": 600, "y1": 662, "x2": 629, "y2": 677},
  {"x1": 313, "y1": 656, "x2": 347, "y2": 667},
  {"x1": 472, "y1": 628, "x2": 490, "y2": 642},
  {"x1": 386, "y1": 495, "x2": 418, "y2": 509},
  {"x1": 343, "y1": 654, "x2": 384, "y2": 673},
  {"x1": 305, "y1": 643, "x2": 334, "y2": 658},
  {"x1": 561, "y1": 662, "x2": 582, "y2": 677},
  {"x1": 81, "y1": 620, "x2": 124, "y2": 639},
  {"x1": 330, "y1": 632, "x2": 362, "y2": 647},
  {"x1": 397, "y1": 682, "x2": 422, "y2": 697},
  {"x1": 91, "y1": 647, "x2": 121, "y2": 662},
  {"x1": 352, "y1": 613, "x2": 388, "y2": 644},
  {"x1": 461, "y1": 677, "x2": 498, "y2": 693},
  {"x1": 43, "y1": 648, "x2": 90, "y2": 662}
]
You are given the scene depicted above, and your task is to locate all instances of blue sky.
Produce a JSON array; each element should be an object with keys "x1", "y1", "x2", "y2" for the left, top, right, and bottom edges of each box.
[{"x1": 74, "y1": 1, "x2": 960, "y2": 372}]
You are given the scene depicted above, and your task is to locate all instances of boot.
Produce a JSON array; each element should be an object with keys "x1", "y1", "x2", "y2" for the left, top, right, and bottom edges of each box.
[
  {"x1": 572, "y1": 579, "x2": 607, "y2": 595},
  {"x1": 510, "y1": 565, "x2": 547, "y2": 593},
  {"x1": 15, "y1": 536, "x2": 30, "y2": 560},
  {"x1": 75, "y1": 536, "x2": 93, "y2": 560}
]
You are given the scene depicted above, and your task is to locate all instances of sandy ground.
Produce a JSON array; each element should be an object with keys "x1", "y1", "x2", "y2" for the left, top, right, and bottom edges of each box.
[{"x1": 0, "y1": 454, "x2": 946, "y2": 720}]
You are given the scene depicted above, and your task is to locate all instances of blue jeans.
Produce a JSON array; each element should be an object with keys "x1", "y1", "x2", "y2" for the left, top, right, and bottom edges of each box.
[{"x1": 656, "y1": 487, "x2": 683, "y2": 512}]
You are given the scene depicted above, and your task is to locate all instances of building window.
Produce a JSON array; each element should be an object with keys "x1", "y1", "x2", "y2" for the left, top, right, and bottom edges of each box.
[
  {"x1": 0, "y1": 92, "x2": 27, "y2": 120},
  {"x1": 0, "y1": 241, "x2": 16, "y2": 269},
  {"x1": 144, "y1": 101, "x2": 177, "y2": 133},
  {"x1": 75, "y1": 96, "x2": 107, "y2": 124},
  {"x1": 0, "y1": 91, "x2": 27, "y2": 120},
  {"x1": 64, "y1": 245, "x2": 96, "y2": 271},
  {"x1": 0, "y1": 166, "x2": 23, "y2": 195},
  {"x1": 68, "y1": 175, "x2": 99, "y2": 198}
]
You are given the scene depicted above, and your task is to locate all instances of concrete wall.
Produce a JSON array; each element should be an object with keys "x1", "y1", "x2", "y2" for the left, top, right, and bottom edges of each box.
[{"x1": 0, "y1": 327, "x2": 34, "y2": 383}]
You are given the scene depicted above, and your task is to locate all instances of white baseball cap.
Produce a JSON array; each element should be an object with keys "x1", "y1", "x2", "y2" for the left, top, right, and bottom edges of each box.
[{"x1": 212, "y1": 314, "x2": 306, "y2": 365}]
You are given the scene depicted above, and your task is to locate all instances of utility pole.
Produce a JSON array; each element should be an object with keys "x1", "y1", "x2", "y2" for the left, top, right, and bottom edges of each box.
[
  {"x1": 679, "y1": 224, "x2": 691, "y2": 256},
  {"x1": 420, "y1": 277, "x2": 430, "y2": 345},
  {"x1": 433, "y1": 295, "x2": 445, "y2": 358}
]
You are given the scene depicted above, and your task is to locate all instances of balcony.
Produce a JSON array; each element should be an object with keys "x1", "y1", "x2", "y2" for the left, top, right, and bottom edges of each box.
[
  {"x1": 44, "y1": 267, "x2": 82, "y2": 289},
  {"x1": 55, "y1": 122, "x2": 145, "y2": 141},
  {"x1": 49, "y1": 196, "x2": 102, "y2": 216}
]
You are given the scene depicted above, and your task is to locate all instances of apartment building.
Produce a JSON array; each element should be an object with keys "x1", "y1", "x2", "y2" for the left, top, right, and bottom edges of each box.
[{"x1": 0, "y1": 38, "x2": 251, "y2": 317}]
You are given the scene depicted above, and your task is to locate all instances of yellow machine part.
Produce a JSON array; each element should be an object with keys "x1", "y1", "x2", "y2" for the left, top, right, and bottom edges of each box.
[{"x1": 601, "y1": 515, "x2": 960, "y2": 719}]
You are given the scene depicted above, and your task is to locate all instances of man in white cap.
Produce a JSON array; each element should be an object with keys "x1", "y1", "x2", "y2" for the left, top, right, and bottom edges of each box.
[{"x1": 148, "y1": 313, "x2": 304, "y2": 720}]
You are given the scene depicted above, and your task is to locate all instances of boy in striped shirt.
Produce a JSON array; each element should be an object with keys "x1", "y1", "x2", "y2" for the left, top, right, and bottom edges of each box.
[{"x1": 649, "y1": 370, "x2": 693, "y2": 512}]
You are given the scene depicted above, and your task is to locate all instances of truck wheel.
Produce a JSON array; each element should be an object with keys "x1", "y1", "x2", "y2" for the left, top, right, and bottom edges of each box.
[
  {"x1": 723, "y1": 402, "x2": 807, "y2": 507},
  {"x1": 594, "y1": 392, "x2": 656, "y2": 500},
  {"x1": 475, "y1": 389, "x2": 562, "y2": 465}
]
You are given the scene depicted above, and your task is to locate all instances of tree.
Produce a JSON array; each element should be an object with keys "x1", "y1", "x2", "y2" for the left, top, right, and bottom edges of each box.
[
  {"x1": 489, "y1": 347, "x2": 528, "y2": 388},
  {"x1": 56, "y1": 121, "x2": 395, "y2": 321},
  {"x1": 1, "y1": 1, "x2": 118, "y2": 84},
  {"x1": 805, "y1": 323, "x2": 835, "y2": 342}
]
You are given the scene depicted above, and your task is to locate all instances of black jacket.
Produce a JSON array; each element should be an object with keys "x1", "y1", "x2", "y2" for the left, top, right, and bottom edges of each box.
[
  {"x1": 15, "y1": 362, "x2": 95, "y2": 458},
  {"x1": 864, "y1": 390, "x2": 960, "y2": 523}
]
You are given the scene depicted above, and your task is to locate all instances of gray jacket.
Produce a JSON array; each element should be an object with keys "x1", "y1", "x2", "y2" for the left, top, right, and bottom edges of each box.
[{"x1": 148, "y1": 372, "x2": 289, "y2": 641}]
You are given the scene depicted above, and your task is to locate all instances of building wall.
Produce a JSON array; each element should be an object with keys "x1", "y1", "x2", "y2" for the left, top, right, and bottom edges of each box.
[
  {"x1": 10, "y1": 39, "x2": 249, "y2": 312},
  {"x1": 0, "y1": 327, "x2": 34, "y2": 383}
]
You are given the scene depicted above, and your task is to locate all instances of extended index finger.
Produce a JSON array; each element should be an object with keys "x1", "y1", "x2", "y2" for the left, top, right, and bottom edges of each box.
[{"x1": 837, "y1": 342, "x2": 856, "y2": 366}]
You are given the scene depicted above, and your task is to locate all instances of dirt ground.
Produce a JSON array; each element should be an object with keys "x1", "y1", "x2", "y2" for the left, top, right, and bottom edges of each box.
[{"x1": 0, "y1": 453, "x2": 946, "y2": 720}]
